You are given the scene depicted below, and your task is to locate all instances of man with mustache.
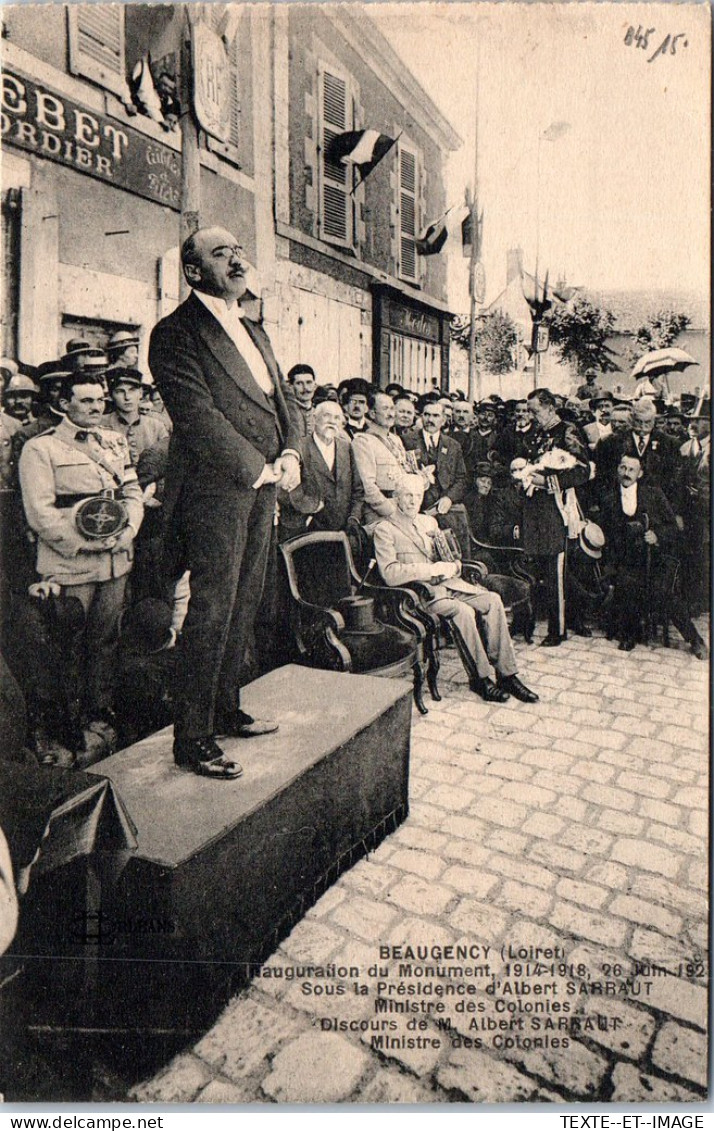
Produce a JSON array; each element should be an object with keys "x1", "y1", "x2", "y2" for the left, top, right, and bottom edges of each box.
[{"x1": 149, "y1": 227, "x2": 302, "y2": 778}]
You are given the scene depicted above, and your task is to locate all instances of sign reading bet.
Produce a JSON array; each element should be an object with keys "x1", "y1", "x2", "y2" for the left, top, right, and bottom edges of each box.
[{"x1": 1, "y1": 71, "x2": 181, "y2": 210}]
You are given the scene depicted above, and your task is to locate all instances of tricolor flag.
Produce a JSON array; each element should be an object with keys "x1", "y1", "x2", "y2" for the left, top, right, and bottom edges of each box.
[
  {"x1": 461, "y1": 207, "x2": 484, "y2": 259},
  {"x1": 326, "y1": 129, "x2": 398, "y2": 187},
  {"x1": 416, "y1": 205, "x2": 470, "y2": 256}
]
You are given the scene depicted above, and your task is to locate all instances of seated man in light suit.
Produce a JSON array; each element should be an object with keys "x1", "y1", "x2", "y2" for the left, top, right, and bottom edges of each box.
[{"x1": 373, "y1": 475, "x2": 538, "y2": 704}]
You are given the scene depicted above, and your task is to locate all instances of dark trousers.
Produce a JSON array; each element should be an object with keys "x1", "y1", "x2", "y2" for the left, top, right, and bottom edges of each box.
[
  {"x1": 532, "y1": 552, "x2": 566, "y2": 638},
  {"x1": 173, "y1": 482, "x2": 276, "y2": 742}
]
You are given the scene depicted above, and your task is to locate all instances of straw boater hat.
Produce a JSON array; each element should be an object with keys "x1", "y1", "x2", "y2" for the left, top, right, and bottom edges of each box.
[{"x1": 579, "y1": 521, "x2": 605, "y2": 560}]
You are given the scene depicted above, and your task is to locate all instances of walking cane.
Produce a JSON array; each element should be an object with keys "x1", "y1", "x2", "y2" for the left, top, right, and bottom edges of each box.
[{"x1": 642, "y1": 512, "x2": 654, "y2": 643}]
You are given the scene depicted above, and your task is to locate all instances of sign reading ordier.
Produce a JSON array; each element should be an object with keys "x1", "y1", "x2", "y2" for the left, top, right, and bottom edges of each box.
[{"x1": 1, "y1": 71, "x2": 181, "y2": 211}]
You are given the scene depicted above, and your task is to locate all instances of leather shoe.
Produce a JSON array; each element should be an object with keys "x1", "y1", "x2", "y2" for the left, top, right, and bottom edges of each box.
[
  {"x1": 215, "y1": 711, "x2": 279, "y2": 738},
  {"x1": 499, "y1": 674, "x2": 539, "y2": 703},
  {"x1": 174, "y1": 736, "x2": 243, "y2": 779},
  {"x1": 540, "y1": 634, "x2": 567, "y2": 648},
  {"x1": 471, "y1": 677, "x2": 510, "y2": 703},
  {"x1": 691, "y1": 638, "x2": 708, "y2": 661}
]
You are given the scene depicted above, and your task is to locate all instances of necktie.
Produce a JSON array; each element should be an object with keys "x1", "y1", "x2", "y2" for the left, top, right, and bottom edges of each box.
[{"x1": 76, "y1": 430, "x2": 102, "y2": 443}]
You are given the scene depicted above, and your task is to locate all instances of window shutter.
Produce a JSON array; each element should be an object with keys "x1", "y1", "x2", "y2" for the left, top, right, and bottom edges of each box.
[
  {"x1": 67, "y1": 7, "x2": 126, "y2": 97},
  {"x1": 318, "y1": 65, "x2": 353, "y2": 248},
  {"x1": 398, "y1": 144, "x2": 419, "y2": 282}
]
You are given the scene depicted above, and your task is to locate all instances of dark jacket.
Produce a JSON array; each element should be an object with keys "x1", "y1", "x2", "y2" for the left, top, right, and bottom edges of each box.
[
  {"x1": 520, "y1": 417, "x2": 590, "y2": 556},
  {"x1": 402, "y1": 428, "x2": 468, "y2": 511},
  {"x1": 278, "y1": 435, "x2": 364, "y2": 539}
]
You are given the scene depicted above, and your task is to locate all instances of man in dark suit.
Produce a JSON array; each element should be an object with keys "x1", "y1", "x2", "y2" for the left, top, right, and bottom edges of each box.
[
  {"x1": 149, "y1": 227, "x2": 302, "y2": 778},
  {"x1": 403, "y1": 400, "x2": 467, "y2": 515},
  {"x1": 278, "y1": 400, "x2": 364, "y2": 540},
  {"x1": 600, "y1": 454, "x2": 706, "y2": 658}
]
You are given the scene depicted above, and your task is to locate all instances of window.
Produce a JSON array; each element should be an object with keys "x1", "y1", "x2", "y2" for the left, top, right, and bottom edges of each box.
[
  {"x1": 67, "y1": 6, "x2": 126, "y2": 98},
  {"x1": 397, "y1": 141, "x2": 420, "y2": 283},
  {"x1": 317, "y1": 63, "x2": 354, "y2": 249}
]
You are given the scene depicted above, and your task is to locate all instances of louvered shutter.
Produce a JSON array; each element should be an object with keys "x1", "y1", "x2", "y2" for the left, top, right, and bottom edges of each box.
[
  {"x1": 67, "y1": 7, "x2": 126, "y2": 97},
  {"x1": 319, "y1": 65, "x2": 353, "y2": 248},
  {"x1": 398, "y1": 144, "x2": 418, "y2": 282}
]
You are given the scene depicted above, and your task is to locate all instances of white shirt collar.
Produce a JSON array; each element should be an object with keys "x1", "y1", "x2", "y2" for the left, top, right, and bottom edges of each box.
[
  {"x1": 194, "y1": 289, "x2": 244, "y2": 320},
  {"x1": 313, "y1": 433, "x2": 336, "y2": 469},
  {"x1": 620, "y1": 482, "x2": 638, "y2": 515}
]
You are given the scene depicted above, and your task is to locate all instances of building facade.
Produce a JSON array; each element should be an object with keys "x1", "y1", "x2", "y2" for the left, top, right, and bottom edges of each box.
[{"x1": 1, "y1": 4, "x2": 460, "y2": 392}]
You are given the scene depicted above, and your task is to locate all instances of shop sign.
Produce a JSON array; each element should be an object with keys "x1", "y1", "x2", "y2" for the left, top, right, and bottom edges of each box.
[
  {"x1": 384, "y1": 301, "x2": 440, "y2": 343},
  {"x1": 191, "y1": 22, "x2": 231, "y2": 143},
  {"x1": 1, "y1": 70, "x2": 181, "y2": 210}
]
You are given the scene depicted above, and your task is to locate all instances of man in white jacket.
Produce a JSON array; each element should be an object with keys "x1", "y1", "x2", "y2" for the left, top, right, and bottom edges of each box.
[{"x1": 373, "y1": 475, "x2": 538, "y2": 704}]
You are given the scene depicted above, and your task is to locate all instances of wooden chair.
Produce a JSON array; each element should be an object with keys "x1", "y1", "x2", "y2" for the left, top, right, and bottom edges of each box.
[{"x1": 279, "y1": 531, "x2": 440, "y2": 714}]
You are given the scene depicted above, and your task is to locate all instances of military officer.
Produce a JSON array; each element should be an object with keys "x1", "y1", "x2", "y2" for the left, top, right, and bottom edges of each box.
[
  {"x1": 352, "y1": 390, "x2": 413, "y2": 528},
  {"x1": 18, "y1": 371, "x2": 143, "y2": 733}
]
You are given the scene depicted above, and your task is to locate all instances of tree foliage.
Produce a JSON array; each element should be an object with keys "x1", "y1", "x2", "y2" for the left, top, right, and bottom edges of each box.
[
  {"x1": 547, "y1": 297, "x2": 618, "y2": 375},
  {"x1": 451, "y1": 309, "x2": 518, "y2": 375},
  {"x1": 634, "y1": 310, "x2": 691, "y2": 353}
]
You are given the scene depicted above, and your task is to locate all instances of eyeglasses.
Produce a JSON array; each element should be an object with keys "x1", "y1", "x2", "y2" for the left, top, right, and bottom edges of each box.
[{"x1": 211, "y1": 245, "x2": 244, "y2": 260}]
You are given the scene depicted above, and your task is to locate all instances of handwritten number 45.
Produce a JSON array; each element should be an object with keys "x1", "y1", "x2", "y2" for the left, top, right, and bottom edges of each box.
[{"x1": 624, "y1": 26, "x2": 689, "y2": 61}]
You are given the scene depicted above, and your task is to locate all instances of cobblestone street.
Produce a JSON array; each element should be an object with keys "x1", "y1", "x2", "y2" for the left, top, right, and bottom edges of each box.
[{"x1": 132, "y1": 625, "x2": 709, "y2": 1105}]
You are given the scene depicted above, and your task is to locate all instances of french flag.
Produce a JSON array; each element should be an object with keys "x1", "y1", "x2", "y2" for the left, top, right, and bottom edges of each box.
[
  {"x1": 416, "y1": 205, "x2": 471, "y2": 256},
  {"x1": 326, "y1": 129, "x2": 398, "y2": 186}
]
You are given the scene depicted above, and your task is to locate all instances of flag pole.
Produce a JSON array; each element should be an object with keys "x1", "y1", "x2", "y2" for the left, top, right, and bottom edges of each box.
[
  {"x1": 467, "y1": 39, "x2": 481, "y2": 403},
  {"x1": 179, "y1": 8, "x2": 201, "y2": 301}
]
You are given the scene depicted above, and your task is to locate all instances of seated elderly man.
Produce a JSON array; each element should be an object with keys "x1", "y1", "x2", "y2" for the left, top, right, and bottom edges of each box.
[{"x1": 373, "y1": 475, "x2": 538, "y2": 704}]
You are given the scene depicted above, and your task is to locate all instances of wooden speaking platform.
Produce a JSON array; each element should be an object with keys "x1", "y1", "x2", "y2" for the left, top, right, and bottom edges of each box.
[{"x1": 86, "y1": 664, "x2": 412, "y2": 1027}]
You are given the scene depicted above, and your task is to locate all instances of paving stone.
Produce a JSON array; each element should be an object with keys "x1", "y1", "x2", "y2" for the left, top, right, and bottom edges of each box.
[
  {"x1": 494, "y1": 880, "x2": 553, "y2": 918},
  {"x1": 581, "y1": 783, "x2": 637, "y2": 812},
  {"x1": 355, "y1": 1067, "x2": 440, "y2": 1104},
  {"x1": 331, "y1": 895, "x2": 400, "y2": 940},
  {"x1": 483, "y1": 759, "x2": 535, "y2": 781},
  {"x1": 521, "y1": 747, "x2": 574, "y2": 772},
  {"x1": 552, "y1": 736, "x2": 601, "y2": 759},
  {"x1": 597, "y1": 808, "x2": 645, "y2": 836},
  {"x1": 549, "y1": 902, "x2": 628, "y2": 948},
  {"x1": 586, "y1": 861, "x2": 629, "y2": 890},
  {"x1": 499, "y1": 780, "x2": 557, "y2": 808},
  {"x1": 530, "y1": 716, "x2": 580, "y2": 740},
  {"x1": 672, "y1": 786, "x2": 707, "y2": 810},
  {"x1": 443, "y1": 839, "x2": 491, "y2": 868},
  {"x1": 440, "y1": 813, "x2": 489, "y2": 842},
  {"x1": 529, "y1": 840, "x2": 589, "y2": 875},
  {"x1": 282, "y1": 918, "x2": 345, "y2": 963},
  {"x1": 610, "y1": 1064, "x2": 703, "y2": 1102},
  {"x1": 657, "y1": 725, "x2": 706, "y2": 750},
  {"x1": 387, "y1": 874, "x2": 455, "y2": 916},
  {"x1": 559, "y1": 824, "x2": 613, "y2": 856},
  {"x1": 609, "y1": 895, "x2": 682, "y2": 937},
  {"x1": 688, "y1": 860, "x2": 707, "y2": 891},
  {"x1": 130, "y1": 1054, "x2": 212, "y2": 1103},
  {"x1": 638, "y1": 798, "x2": 683, "y2": 828},
  {"x1": 652, "y1": 1022, "x2": 708, "y2": 1088},
  {"x1": 484, "y1": 828, "x2": 529, "y2": 856},
  {"x1": 261, "y1": 1032, "x2": 370, "y2": 1102},
  {"x1": 648, "y1": 823, "x2": 703, "y2": 855},
  {"x1": 487, "y1": 853, "x2": 557, "y2": 890},
  {"x1": 556, "y1": 878, "x2": 609, "y2": 910},
  {"x1": 421, "y1": 783, "x2": 476, "y2": 811},
  {"x1": 384, "y1": 914, "x2": 458, "y2": 953},
  {"x1": 689, "y1": 809, "x2": 707, "y2": 838},
  {"x1": 437, "y1": 1048, "x2": 543, "y2": 1102},
  {"x1": 617, "y1": 771, "x2": 673, "y2": 800},
  {"x1": 644, "y1": 975, "x2": 708, "y2": 1029},
  {"x1": 487, "y1": 707, "x2": 538, "y2": 731},
  {"x1": 569, "y1": 762, "x2": 617, "y2": 784},
  {"x1": 194, "y1": 996, "x2": 306, "y2": 1079},
  {"x1": 196, "y1": 1078, "x2": 254, "y2": 1103},
  {"x1": 392, "y1": 824, "x2": 449, "y2": 853},
  {"x1": 449, "y1": 900, "x2": 510, "y2": 943},
  {"x1": 387, "y1": 847, "x2": 446, "y2": 881},
  {"x1": 532, "y1": 770, "x2": 584, "y2": 797},
  {"x1": 572, "y1": 995, "x2": 656, "y2": 1059},
  {"x1": 609, "y1": 716, "x2": 658, "y2": 737},
  {"x1": 576, "y1": 727, "x2": 628, "y2": 750},
  {"x1": 404, "y1": 801, "x2": 448, "y2": 829},
  {"x1": 627, "y1": 928, "x2": 698, "y2": 977},
  {"x1": 629, "y1": 874, "x2": 706, "y2": 919},
  {"x1": 610, "y1": 839, "x2": 681, "y2": 879},
  {"x1": 441, "y1": 865, "x2": 500, "y2": 898},
  {"x1": 501, "y1": 1037, "x2": 609, "y2": 1099},
  {"x1": 522, "y1": 811, "x2": 567, "y2": 840},
  {"x1": 552, "y1": 795, "x2": 589, "y2": 822},
  {"x1": 472, "y1": 795, "x2": 528, "y2": 828}
]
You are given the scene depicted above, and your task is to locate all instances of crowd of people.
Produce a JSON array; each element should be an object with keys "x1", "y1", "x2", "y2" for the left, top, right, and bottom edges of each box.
[{"x1": 0, "y1": 228, "x2": 709, "y2": 778}]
